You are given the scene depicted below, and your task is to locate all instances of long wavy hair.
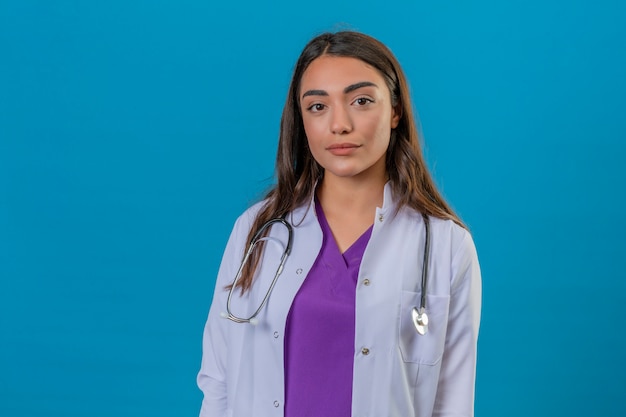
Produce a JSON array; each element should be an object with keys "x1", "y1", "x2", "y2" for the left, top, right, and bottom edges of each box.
[{"x1": 235, "y1": 31, "x2": 464, "y2": 292}]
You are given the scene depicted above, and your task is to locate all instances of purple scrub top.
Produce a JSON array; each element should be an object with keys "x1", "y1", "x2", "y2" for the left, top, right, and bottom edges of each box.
[{"x1": 284, "y1": 200, "x2": 373, "y2": 417}]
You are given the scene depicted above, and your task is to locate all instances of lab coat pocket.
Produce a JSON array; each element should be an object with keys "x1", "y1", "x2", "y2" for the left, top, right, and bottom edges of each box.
[{"x1": 398, "y1": 291, "x2": 450, "y2": 365}]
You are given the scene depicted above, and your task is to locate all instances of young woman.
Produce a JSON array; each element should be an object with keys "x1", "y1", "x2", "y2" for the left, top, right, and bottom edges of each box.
[{"x1": 197, "y1": 31, "x2": 481, "y2": 417}]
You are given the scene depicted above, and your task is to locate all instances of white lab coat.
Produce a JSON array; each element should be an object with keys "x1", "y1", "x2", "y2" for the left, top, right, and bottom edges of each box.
[{"x1": 198, "y1": 184, "x2": 481, "y2": 417}]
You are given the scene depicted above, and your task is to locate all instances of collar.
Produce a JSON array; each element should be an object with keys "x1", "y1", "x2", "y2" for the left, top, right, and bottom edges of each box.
[{"x1": 380, "y1": 181, "x2": 395, "y2": 212}]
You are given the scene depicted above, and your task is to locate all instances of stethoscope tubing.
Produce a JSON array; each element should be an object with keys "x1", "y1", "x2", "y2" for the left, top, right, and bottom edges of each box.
[
  {"x1": 420, "y1": 213, "x2": 430, "y2": 314},
  {"x1": 223, "y1": 217, "x2": 293, "y2": 324}
]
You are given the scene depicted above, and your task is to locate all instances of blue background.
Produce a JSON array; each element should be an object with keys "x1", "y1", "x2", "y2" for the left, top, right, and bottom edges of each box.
[{"x1": 1, "y1": 0, "x2": 625, "y2": 415}]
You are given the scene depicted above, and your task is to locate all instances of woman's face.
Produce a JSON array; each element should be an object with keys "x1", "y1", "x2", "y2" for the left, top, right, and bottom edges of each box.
[{"x1": 299, "y1": 55, "x2": 400, "y2": 183}]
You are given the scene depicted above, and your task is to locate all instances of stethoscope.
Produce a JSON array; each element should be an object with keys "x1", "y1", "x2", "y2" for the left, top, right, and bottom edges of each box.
[
  {"x1": 221, "y1": 218, "x2": 293, "y2": 325},
  {"x1": 222, "y1": 214, "x2": 431, "y2": 335}
]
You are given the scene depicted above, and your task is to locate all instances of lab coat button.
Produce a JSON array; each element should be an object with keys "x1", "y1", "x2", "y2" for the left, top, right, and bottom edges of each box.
[
  {"x1": 378, "y1": 214, "x2": 384, "y2": 222},
  {"x1": 361, "y1": 347, "x2": 370, "y2": 355},
  {"x1": 273, "y1": 331, "x2": 279, "y2": 338},
  {"x1": 273, "y1": 400, "x2": 280, "y2": 407},
  {"x1": 363, "y1": 278, "x2": 370, "y2": 286},
  {"x1": 296, "y1": 268, "x2": 303, "y2": 274}
]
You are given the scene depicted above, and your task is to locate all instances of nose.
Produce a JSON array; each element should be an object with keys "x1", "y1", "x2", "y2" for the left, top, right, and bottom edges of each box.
[{"x1": 330, "y1": 104, "x2": 353, "y2": 135}]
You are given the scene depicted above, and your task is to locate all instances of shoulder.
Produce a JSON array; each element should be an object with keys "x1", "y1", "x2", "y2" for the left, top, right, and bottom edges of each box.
[
  {"x1": 428, "y1": 216, "x2": 477, "y2": 262},
  {"x1": 230, "y1": 200, "x2": 266, "y2": 233},
  {"x1": 428, "y1": 216, "x2": 474, "y2": 253},
  {"x1": 428, "y1": 216, "x2": 480, "y2": 291},
  {"x1": 395, "y1": 206, "x2": 472, "y2": 249},
  {"x1": 396, "y1": 208, "x2": 478, "y2": 270}
]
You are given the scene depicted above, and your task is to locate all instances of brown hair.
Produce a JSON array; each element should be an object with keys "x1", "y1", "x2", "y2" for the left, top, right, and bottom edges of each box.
[{"x1": 235, "y1": 31, "x2": 464, "y2": 293}]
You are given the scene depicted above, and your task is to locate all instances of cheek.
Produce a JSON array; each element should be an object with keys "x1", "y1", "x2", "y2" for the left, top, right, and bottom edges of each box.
[
  {"x1": 362, "y1": 112, "x2": 392, "y2": 142},
  {"x1": 302, "y1": 117, "x2": 325, "y2": 147}
]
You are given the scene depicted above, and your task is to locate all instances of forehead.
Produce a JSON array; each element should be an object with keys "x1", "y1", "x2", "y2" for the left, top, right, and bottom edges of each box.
[{"x1": 299, "y1": 55, "x2": 385, "y2": 93}]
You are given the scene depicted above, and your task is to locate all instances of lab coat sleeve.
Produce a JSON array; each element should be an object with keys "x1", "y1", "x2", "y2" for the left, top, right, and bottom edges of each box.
[
  {"x1": 197, "y1": 211, "x2": 252, "y2": 417},
  {"x1": 433, "y1": 229, "x2": 482, "y2": 417}
]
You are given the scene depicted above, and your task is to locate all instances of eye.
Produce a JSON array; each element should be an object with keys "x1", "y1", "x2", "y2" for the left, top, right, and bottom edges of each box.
[
  {"x1": 306, "y1": 103, "x2": 326, "y2": 113},
  {"x1": 354, "y1": 97, "x2": 374, "y2": 106}
]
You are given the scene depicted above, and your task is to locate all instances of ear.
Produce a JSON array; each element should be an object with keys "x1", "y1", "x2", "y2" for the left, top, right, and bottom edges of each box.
[{"x1": 390, "y1": 103, "x2": 402, "y2": 129}]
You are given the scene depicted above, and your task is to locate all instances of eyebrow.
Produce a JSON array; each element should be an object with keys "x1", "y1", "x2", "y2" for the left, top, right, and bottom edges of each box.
[{"x1": 301, "y1": 81, "x2": 379, "y2": 99}]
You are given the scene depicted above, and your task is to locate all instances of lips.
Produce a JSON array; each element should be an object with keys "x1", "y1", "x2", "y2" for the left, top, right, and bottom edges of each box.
[{"x1": 326, "y1": 143, "x2": 361, "y2": 156}]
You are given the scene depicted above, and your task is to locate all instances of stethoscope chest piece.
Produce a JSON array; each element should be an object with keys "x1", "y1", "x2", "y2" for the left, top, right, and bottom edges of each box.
[{"x1": 412, "y1": 307, "x2": 429, "y2": 335}]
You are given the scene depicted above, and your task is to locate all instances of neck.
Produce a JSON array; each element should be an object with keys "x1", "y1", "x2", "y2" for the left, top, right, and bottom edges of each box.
[
  {"x1": 317, "y1": 173, "x2": 387, "y2": 215},
  {"x1": 315, "y1": 171, "x2": 386, "y2": 253}
]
